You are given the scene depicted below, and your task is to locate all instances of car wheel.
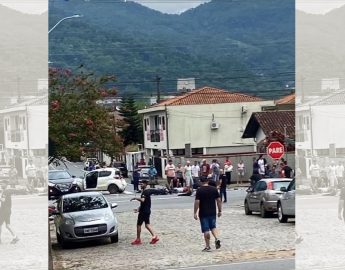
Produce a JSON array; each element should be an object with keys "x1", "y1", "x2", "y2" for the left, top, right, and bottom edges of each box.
[
  {"x1": 110, "y1": 233, "x2": 119, "y2": 243},
  {"x1": 56, "y1": 231, "x2": 68, "y2": 249},
  {"x1": 260, "y1": 203, "x2": 268, "y2": 218},
  {"x1": 244, "y1": 200, "x2": 252, "y2": 215},
  {"x1": 108, "y1": 184, "x2": 119, "y2": 194},
  {"x1": 277, "y1": 202, "x2": 288, "y2": 223}
]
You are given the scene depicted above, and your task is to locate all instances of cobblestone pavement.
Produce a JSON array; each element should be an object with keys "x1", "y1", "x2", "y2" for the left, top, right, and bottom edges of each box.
[
  {"x1": 52, "y1": 206, "x2": 294, "y2": 270},
  {"x1": 0, "y1": 195, "x2": 48, "y2": 270},
  {"x1": 296, "y1": 195, "x2": 345, "y2": 270}
]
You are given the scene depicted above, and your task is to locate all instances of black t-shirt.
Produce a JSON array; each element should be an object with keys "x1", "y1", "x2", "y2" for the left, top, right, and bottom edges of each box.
[
  {"x1": 283, "y1": 165, "x2": 292, "y2": 178},
  {"x1": 220, "y1": 174, "x2": 227, "y2": 188},
  {"x1": 195, "y1": 185, "x2": 220, "y2": 218},
  {"x1": 139, "y1": 189, "x2": 152, "y2": 214}
]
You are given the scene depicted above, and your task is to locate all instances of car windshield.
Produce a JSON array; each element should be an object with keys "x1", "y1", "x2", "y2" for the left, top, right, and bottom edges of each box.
[
  {"x1": 49, "y1": 171, "x2": 71, "y2": 181},
  {"x1": 273, "y1": 181, "x2": 291, "y2": 191},
  {"x1": 63, "y1": 195, "x2": 108, "y2": 213}
]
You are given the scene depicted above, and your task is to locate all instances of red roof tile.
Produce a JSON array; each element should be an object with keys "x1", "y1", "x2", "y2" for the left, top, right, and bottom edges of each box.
[
  {"x1": 154, "y1": 87, "x2": 263, "y2": 106},
  {"x1": 276, "y1": 93, "x2": 295, "y2": 105}
]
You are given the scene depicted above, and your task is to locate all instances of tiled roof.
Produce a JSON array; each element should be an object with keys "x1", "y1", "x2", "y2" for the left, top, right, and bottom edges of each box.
[
  {"x1": 154, "y1": 86, "x2": 263, "y2": 107},
  {"x1": 276, "y1": 93, "x2": 295, "y2": 105},
  {"x1": 242, "y1": 111, "x2": 295, "y2": 139},
  {"x1": 315, "y1": 90, "x2": 345, "y2": 105}
]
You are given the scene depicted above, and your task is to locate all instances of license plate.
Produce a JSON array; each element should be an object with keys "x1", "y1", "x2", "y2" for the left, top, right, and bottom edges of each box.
[{"x1": 84, "y1": 227, "x2": 98, "y2": 234}]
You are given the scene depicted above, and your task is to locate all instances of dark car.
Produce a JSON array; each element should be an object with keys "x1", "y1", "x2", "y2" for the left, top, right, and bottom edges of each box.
[
  {"x1": 112, "y1": 162, "x2": 128, "y2": 178},
  {"x1": 48, "y1": 170, "x2": 80, "y2": 200}
]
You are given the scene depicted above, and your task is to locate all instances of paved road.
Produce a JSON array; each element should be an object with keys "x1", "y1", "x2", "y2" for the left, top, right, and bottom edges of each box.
[{"x1": 168, "y1": 258, "x2": 294, "y2": 270}]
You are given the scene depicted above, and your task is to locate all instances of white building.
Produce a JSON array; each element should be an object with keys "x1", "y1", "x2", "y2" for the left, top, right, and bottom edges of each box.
[
  {"x1": 138, "y1": 87, "x2": 275, "y2": 174},
  {"x1": 0, "y1": 95, "x2": 48, "y2": 178}
]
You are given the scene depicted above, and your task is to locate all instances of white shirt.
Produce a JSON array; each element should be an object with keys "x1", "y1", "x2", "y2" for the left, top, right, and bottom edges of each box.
[
  {"x1": 26, "y1": 164, "x2": 36, "y2": 178},
  {"x1": 184, "y1": 165, "x2": 192, "y2": 177},
  {"x1": 224, "y1": 164, "x2": 233, "y2": 172},
  {"x1": 237, "y1": 163, "x2": 245, "y2": 172},
  {"x1": 258, "y1": 159, "x2": 265, "y2": 175},
  {"x1": 191, "y1": 165, "x2": 200, "y2": 177},
  {"x1": 309, "y1": 164, "x2": 320, "y2": 178},
  {"x1": 336, "y1": 165, "x2": 344, "y2": 178}
]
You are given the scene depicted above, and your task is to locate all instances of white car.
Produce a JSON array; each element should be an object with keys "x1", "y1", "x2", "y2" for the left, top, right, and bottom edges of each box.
[
  {"x1": 277, "y1": 178, "x2": 295, "y2": 223},
  {"x1": 76, "y1": 168, "x2": 127, "y2": 194},
  {"x1": 53, "y1": 192, "x2": 118, "y2": 248}
]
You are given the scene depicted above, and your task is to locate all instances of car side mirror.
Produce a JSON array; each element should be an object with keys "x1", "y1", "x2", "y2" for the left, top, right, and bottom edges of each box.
[
  {"x1": 280, "y1": 187, "x2": 287, "y2": 192},
  {"x1": 111, "y1": 203, "x2": 118, "y2": 209}
]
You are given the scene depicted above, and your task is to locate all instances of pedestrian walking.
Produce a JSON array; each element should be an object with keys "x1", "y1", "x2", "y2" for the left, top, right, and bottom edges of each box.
[
  {"x1": 176, "y1": 163, "x2": 184, "y2": 187},
  {"x1": 194, "y1": 177, "x2": 222, "y2": 252},
  {"x1": 257, "y1": 155, "x2": 266, "y2": 177},
  {"x1": 200, "y1": 159, "x2": 210, "y2": 179},
  {"x1": 165, "y1": 159, "x2": 176, "y2": 190},
  {"x1": 219, "y1": 169, "x2": 227, "y2": 203},
  {"x1": 237, "y1": 160, "x2": 245, "y2": 185},
  {"x1": 148, "y1": 165, "x2": 158, "y2": 188},
  {"x1": 224, "y1": 161, "x2": 233, "y2": 185},
  {"x1": 0, "y1": 181, "x2": 19, "y2": 244},
  {"x1": 130, "y1": 179, "x2": 159, "y2": 245},
  {"x1": 132, "y1": 169, "x2": 140, "y2": 193},
  {"x1": 184, "y1": 161, "x2": 193, "y2": 194},
  {"x1": 210, "y1": 159, "x2": 220, "y2": 184}
]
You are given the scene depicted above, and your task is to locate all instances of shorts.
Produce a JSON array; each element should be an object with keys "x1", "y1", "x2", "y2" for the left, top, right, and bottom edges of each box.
[
  {"x1": 0, "y1": 212, "x2": 11, "y2": 225},
  {"x1": 137, "y1": 212, "x2": 150, "y2": 226},
  {"x1": 200, "y1": 216, "x2": 216, "y2": 233}
]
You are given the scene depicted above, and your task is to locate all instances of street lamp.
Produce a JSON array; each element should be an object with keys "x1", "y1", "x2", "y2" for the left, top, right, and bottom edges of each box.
[{"x1": 48, "y1": 14, "x2": 82, "y2": 34}]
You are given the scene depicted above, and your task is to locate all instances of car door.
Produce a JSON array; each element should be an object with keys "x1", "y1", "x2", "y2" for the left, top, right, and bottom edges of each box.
[
  {"x1": 54, "y1": 198, "x2": 63, "y2": 231},
  {"x1": 284, "y1": 180, "x2": 295, "y2": 215},
  {"x1": 84, "y1": 171, "x2": 99, "y2": 190},
  {"x1": 97, "y1": 170, "x2": 112, "y2": 191},
  {"x1": 249, "y1": 181, "x2": 263, "y2": 211},
  {"x1": 256, "y1": 181, "x2": 267, "y2": 206}
]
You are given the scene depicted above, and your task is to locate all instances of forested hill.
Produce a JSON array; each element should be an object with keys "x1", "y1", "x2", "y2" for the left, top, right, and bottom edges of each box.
[{"x1": 49, "y1": 0, "x2": 294, "y2": 99}]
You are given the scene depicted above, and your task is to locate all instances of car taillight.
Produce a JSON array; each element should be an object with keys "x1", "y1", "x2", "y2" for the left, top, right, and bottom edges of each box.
[{"x1": 267, "y1": 182, "x2": 273, "y2": 190}]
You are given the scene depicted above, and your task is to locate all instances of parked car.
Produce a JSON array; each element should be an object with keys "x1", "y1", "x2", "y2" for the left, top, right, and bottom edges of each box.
[
  {"x1": 52, "y1": 192, "x2": 118, "y2": 248},
  {"x1": 277, "y1": 178, "x2": 295, "y2": 223},
  {"x1": 48, "y1": 170, "x2": 80, "y2": 200},
  {"x1": 112, "y1": 161, "x2": 128, "y2": 178},
  {"x1": 244, "y1": 178, "x2": 292, "y2": 218},
  {"x1": 76, "y1": 168, "x2": 127, "y2": 194}
]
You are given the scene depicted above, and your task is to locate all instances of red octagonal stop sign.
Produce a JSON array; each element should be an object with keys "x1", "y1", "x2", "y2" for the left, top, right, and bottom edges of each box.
[{"x1": 267, "y1": 141, "x2": 285, "y2": 159}]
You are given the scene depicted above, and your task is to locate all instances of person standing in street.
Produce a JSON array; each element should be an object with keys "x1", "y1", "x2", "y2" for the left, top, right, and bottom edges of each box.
[
  {"x1": 309, "y1": 160, "x2": 320, "y2": 190},
  {"x1": 25, "y1": 159, "x2": 37, "y2": 190},
  {"x1": 194, "y1": 177, "x2": 222, "y2": 252},
  {"x1": 328, "y1": 161, "x2": 337, "y2": 194},
  {"x1": 336, "y1": 161, "x2": 344, "y2": 189},
  {"x1": 282, "y1": 161, "x2": 293, "y2": 178},
  {"x1": 257, "y1": 155, "x2": 266, "y2": 178},
  {"x1": 191, "y1": 161, "x2": 200, "y2": 187},
  {"x1": 224, "y1": 161, "x2": 233, "y2": 185},
  {"x1": 165, "y1": 159, "x2": 176, "y2": 190},
  {"x1": 219, "y1": 169, "x2": 227, "y2": 203},
  {"x1": 176, "y1": 163, "x2": 184, "y2": 187},
  {"x1": 0, "y1": 181, "x2": 19, "y2": 244},
  {"x1": 148, "y1": 165, "x2": 158, "y2": 188},
  {"x1": 200, "y1": 159, "x2": 210, "y2": 180},
  {"x1": 184, "y1": 161, "x2": 193, "y2": 194},
  {"x1": 237, "y1": 160, "x2": 245, "y2": 185},
  {"x1": 130, "y1": 179, "x2": 159, "y2": 245},
  {"x1": 132, "y1": 168, "x2": 140, "y2": 193},
  {"x1": 210, "y1": 159, "x2": 220, "y2": 184},
  {"x1": 338, "y1": 185, "x2": 345, "y2": 223}
]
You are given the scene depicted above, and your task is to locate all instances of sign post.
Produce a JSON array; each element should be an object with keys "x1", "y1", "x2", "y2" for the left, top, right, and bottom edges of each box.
[{"x1": 267, "y1": 141, "x2": 285, "y2": 160}]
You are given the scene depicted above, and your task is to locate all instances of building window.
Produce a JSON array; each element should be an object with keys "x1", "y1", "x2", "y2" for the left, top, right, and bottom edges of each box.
[
  {"x1": 172, "y1": 149, "x2": 185, "y2": 156},
  {"x1": 162, "y1": 116, "x2": 166, "y2": 130},
  {"x1": 144, "y1": 119, "x2": 147, "y2": 131},
  {"x1": 192, "y1": 148, "x2": 203, "y2": 155}
]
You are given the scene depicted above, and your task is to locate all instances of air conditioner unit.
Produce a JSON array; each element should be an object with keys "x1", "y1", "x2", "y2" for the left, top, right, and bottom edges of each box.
[
  {"x1": 210, "y1": 121, "x2": 220, "y2": 130},
  {"x1": 241, "y1": 105, "x2": 248, "y2": 114}
]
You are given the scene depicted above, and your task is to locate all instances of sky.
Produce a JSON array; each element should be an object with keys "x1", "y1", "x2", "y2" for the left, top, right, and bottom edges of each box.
[{"x1": 1, "y1": 0, "x2": 345, "y2": 15}]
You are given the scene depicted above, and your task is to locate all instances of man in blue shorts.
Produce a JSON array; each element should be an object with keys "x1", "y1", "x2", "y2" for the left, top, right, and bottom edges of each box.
[{"x1": 194, "y1": 177, "x2": 222, "y2": 252}]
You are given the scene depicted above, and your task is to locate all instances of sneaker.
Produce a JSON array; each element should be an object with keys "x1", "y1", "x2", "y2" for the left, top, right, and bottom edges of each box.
[
  {"x1": 10, "y1": 237, "x2": 19, "y2": 244},
  {"x1": 215, "y1": 239, "x2": 221, "y2": 249},
  {"x1": 150, "y1": 236, "x2": 159, "y2": 244},
  {"x1": 131, "y1": 239, "x2": 142, "y2": 245},
  {"x1": 202, "y1": 247, "x2": 211, "y2": 252}
]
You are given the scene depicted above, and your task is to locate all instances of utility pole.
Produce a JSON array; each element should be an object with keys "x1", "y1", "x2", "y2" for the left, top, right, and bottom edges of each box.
[{"x1": 156, "y1": 75, "x2": 161, "y2": 104}]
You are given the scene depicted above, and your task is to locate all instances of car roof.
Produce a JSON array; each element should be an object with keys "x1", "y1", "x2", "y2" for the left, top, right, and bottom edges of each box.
[
  {"x1": 260, "y1": 178, "x2": 292, "y2": 182},
  {"x1": 61, "y1": 191, "x2": 103, "y2": 198}
]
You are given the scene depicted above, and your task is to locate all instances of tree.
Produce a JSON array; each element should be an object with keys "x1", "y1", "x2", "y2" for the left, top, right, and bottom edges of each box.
[
  {"x1": 49, "y1": 67, "x2": 123, "y2": 163},
  {"x1": 118, "y1": 97, "x2": 143, "y2": 146}
]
